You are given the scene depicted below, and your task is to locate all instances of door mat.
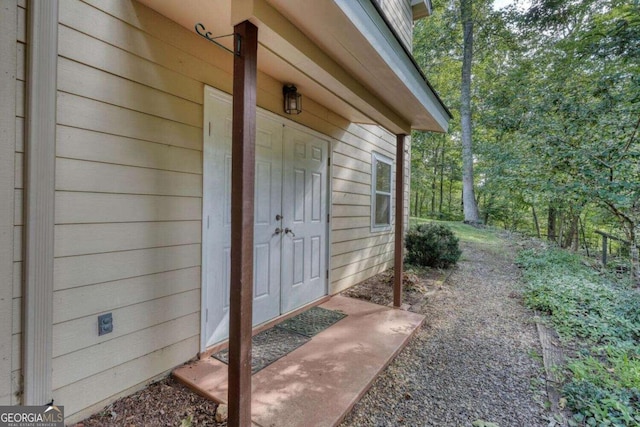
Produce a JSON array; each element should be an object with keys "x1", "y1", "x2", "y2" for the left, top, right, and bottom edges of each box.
[
  {"x1": 277, "y1": 306, "x2": 347, "y2": 338},
  {"x1": 212, "y1": 327, "x2": 310, "y2": 374}
]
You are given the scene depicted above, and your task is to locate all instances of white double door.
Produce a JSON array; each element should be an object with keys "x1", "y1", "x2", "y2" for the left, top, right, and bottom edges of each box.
[{"x1": 202, "y1": 87, "x2": 329, "y2": 348}]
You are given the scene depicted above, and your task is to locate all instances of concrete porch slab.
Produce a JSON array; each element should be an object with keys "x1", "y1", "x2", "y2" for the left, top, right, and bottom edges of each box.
[{"x1": 173, "y1": 295, "x2": 425, "y2": 427}]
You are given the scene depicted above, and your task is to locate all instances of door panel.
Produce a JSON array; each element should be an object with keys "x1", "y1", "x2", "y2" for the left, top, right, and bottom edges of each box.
[
  {"x1": 202, "y1": 87, "x2": 328, "y2": 349},
  {"x1": 202, "y1": 89, "x2": 282, "y2": 347},
  {"x1": 251, "y1": 115, "x2": 283, "y2": 325},
  {"x1": 202, "y1": 91, "x2": 232, "y2": 347},
  {"x1": 281, "y1": 127, "x2": 329, "y2": 313}
]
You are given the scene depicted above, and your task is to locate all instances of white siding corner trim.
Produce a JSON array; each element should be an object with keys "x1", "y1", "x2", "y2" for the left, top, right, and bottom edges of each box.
[
  {"x1": 23, "y1": 0, "x2": 58, "y2": 405},
  {"x1": 0, "y1": 0, "x2": 18, "y2": 406}
]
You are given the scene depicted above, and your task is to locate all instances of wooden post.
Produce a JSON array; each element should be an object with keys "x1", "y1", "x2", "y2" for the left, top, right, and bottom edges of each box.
[
  {"x1": 228, "y1": 21, "x2": 258, "y2": 427},
  {"x1": 394, "y1": 134, "x2": 406, "y2": 308}
]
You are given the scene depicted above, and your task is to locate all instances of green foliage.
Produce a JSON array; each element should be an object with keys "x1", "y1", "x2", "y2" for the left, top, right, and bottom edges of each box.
[
  {"x1": 405, "y1": 223, "x2": 462, "y2": 268},
  {"x1": 564, "y1": 379, "x2": 640, "y2": 426},
  {"x1": 518, "y1": 247, "x2": 640, "y2": 425},
  {"x1": 414, "y1": 0, "x2": 640, "y2": 241},
  {"x1": 518, "y1": 248, "x2": 640, "y2": 343}
]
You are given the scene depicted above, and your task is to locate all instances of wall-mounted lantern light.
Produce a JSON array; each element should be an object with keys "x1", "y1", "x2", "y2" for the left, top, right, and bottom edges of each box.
[{"x1": 283, "y1": 84, "x2": 302, "y2": 115}]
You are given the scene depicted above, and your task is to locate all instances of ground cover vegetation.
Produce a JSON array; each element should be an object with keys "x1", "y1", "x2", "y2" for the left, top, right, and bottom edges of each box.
[
  {"x1": 518, "y1": 247, "x2": 640, "y2": 425},
  {"x1": 412, "y1": 0, "x2": 639, "y2": 257}
]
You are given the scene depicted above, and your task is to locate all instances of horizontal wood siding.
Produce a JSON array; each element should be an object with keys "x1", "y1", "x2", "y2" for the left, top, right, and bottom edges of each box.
[
  {"x1": 48, "y1": 0, "x2": 411, "y2": 422},
  {"x1": 374, "y1": 0, "x2": 413, "y2": 50},
  {"x1": 330, "y1": 122, "x2": 404, "y2": 293},
  {"x1": 52, "y1": 0, "x2": 207, "y2": 420}
]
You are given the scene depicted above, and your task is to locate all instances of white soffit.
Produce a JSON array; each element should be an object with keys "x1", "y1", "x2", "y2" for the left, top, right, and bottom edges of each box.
[
  {"x1": 137, "y1": 0, "x2": 449, "y2": 133},
  {"x1": 266, "y1": 0, "x2": 449, "y2": 132},
  {"x1": 136, "y1": 0, "x2": 378, "y2": 127}
]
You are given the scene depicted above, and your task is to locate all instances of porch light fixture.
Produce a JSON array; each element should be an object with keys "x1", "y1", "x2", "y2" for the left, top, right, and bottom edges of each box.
[{"x1": 283, "y1": 84, "x2": 302, "y2": 115}]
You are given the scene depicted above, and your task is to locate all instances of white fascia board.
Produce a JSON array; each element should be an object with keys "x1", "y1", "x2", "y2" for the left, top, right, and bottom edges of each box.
[{"x1": 335, "y1": 0, "x2": 449, "y2": 132}]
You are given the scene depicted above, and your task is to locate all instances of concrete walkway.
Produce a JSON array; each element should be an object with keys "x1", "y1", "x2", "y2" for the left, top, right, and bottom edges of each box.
[{"x1": 173, "y1": 295, "x2": 425, "y2": 427}]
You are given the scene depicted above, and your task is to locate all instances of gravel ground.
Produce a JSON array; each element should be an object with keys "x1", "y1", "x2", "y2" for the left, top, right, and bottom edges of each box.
[{"x1": 340, "y1": 239, "x2": 550, "y2": 427}]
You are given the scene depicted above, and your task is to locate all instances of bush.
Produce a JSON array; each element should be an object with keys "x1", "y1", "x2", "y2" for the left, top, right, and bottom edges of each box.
[{"x1": 405, "y1": 223, "x2": 461, "y2": 268}]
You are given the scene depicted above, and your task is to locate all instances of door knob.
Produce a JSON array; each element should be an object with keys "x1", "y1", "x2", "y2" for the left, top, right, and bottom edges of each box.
[
  {"x1": 275, "y1": 214, "x2": 283, "y2": 221},
  {"x1": 274, "y1": 227, "x2": 283, "y2": 235},
  {"x1": 284, "y1": 227, "x2": 295, "y2": 237}
]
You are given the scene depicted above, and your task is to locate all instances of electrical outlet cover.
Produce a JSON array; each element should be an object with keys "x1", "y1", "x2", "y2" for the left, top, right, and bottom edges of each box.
[{"x1": 98, "y1": 313, "x2": 113, "y2": 336}]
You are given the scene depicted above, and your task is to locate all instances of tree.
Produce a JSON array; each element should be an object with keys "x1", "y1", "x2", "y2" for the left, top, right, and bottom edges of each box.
[
  {"x1": 460, "y1": 0, "x2": 481, "y2": 223},
  {"x1": 414, "y1": 0, "x2": 639, "y2": 247}
]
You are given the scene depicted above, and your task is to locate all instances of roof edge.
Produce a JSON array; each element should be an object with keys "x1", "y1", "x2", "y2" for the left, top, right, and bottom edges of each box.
[{"x1": 368, "y1": 0, "x2": 453, "y2": 121}]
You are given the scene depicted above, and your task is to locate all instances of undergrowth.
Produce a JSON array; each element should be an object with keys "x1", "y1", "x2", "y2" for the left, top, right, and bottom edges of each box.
[{"x1": 517, "y1": 248, "x2": 640, "y2": 426}]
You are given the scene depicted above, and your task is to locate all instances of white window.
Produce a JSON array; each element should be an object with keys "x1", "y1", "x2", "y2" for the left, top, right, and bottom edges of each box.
[{"x1": 371, "y1": 152, "x2": 393, "y2": 231}]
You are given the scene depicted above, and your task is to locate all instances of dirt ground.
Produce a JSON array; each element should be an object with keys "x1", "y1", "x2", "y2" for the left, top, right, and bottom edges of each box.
[
  {"x1": 341, "y1": 265, "x2": 448, "y2": 310},
  {"x1": 73, "y1": 376, "x2": 220, "y2": 427}
]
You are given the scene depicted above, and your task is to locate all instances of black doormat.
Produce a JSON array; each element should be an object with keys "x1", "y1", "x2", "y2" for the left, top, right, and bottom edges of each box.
[
  {"x1": 277, "y1": 306, "x2": 347, "y2": 338},
  {"x1": 212, "y1": 327, "x2": 310, "y2": 374}
]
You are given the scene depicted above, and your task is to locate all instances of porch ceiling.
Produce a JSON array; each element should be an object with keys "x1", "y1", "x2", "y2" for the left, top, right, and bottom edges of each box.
[{"x1": 136, "y1": 0, "x2": 450, "y2": 134}]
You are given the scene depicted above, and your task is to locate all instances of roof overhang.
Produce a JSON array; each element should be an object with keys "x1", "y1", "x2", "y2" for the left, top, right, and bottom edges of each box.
[{"x1": 136, "y1": 0, "x2": 450, "y2": 134}]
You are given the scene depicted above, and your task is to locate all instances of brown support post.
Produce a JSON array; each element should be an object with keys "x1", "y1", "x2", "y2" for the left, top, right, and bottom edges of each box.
[
  {"x1": 228, "y1": 21, "x2": 258, "y2": 427},
  {"x1": 394, "y1": 134, "x2": 406, "y2": 308}
]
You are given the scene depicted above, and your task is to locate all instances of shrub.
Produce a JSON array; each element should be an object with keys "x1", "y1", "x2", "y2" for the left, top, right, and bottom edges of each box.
[{"x1": 405, "y1": 223, "x2": 461, "y2": 268}]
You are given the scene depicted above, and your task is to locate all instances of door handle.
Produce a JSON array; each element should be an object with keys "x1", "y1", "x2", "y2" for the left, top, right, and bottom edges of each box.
[
  {"x1": 284, "y1": 227, "x2": 295, "y2": 237},
  {"x1": 274, "y1": 227, "x2": 283, "y2": 235}
]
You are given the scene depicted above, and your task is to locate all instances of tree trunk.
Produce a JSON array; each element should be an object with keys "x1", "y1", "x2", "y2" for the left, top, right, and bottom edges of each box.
[
  {"x1": 448, "y1": 167, "x2": 453, "y2": 213},
  {"x1": 558, "y1": 211, "x2": 565, "y2": 247},
  {"x1": 413, "y1": 190, "x2": 419, "y2": 217},
  {"x1": 431, "y1": 179, "x2": 436, "y2": 213},
  {"x1": 532, "y1": 205, "x2": 541, "y2": 238},
  {"x1": 439, "y1": 140, "x2": 445, "y2": 215},
  {"x1": 547, "y1": 204, "x2": 557, "y2": 243},
  {"x1": 579, "y1": 217, "x2": 590, "y2": 257},
  {"x1": 460, "y1": 0, "x2": 480, "y2": 224},
  {"x1": 564, "y1": 215, "x2": 579, "y2": 251},
  {"x1": 431, "y1": 139, "x2": 439, "y2": 213}
]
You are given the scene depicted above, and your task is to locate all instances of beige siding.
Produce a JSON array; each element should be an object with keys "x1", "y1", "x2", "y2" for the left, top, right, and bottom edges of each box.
[
  {"x1": 374, "y1": 0, "x2": 413, "y2": 50},
  {"x1": 53, "y1": 0, "x2": 207, "y2": 421},
  {"x1": 47, "y1": 0, "x2": 413, "y2": 422},
  {"x1": 329, "y1": 124, "x2": 405, "y2": 293},
  {"x1": 329, "y1": 126, "x2": 412, "y2": 293}
]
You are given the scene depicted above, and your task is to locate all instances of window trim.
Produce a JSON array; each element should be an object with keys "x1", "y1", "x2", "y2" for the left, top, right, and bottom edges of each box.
[{"x1": 371, "y1": 151, "x2": 393, "y2": 232}]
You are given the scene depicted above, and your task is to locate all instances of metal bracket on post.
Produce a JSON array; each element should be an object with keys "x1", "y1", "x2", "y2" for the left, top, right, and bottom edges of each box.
[
  {"x1": 195, "y1": 23, "x2": 241, "y2": 56},
  {"x1": 234, "y1": 33, "x2": 242, "y2": 56}
]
